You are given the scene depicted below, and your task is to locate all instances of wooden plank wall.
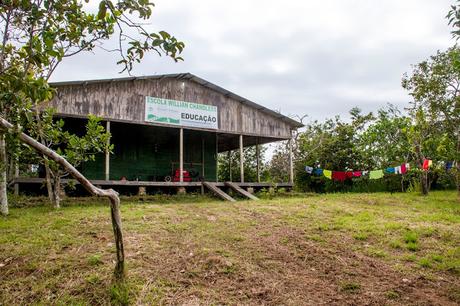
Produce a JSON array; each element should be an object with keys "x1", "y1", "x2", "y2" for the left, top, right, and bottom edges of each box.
[{"x1": 50, "y1": 78, "x2": 293, "y2": 138}]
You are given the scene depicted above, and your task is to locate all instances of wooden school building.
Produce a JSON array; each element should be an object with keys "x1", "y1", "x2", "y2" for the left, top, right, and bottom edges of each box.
[{"x1": 15, "y1": 73, "x2": 303, "y2": 200}]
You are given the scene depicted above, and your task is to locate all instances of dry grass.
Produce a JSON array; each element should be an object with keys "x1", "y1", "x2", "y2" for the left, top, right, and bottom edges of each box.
[{"x1": 0, "y1": 191, "x2": 459, "y2": 305}]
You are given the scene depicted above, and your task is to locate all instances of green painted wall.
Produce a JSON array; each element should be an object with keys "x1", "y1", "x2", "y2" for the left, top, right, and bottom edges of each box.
[{"x1": 75, "y1": 121, "x2": 217, "y2": 181}]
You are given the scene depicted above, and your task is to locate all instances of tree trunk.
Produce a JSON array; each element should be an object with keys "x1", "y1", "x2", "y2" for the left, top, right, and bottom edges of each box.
[
  {"x1": 0, "y1": 117, "x2": 124, "y2": 278},
  {"x1": 44, "y1": 159, "x2": 54, "y2": 203},
  {"x1": 421, "y1": 170, "x2": 429, "y2": 196},
  {"x1": 0, "y1": 133, "x2": 8, "y2": 216},
  {"x1": 110, "y1": 195, "x2": 124, "y2": 279},
  {"x1": 457, "y1": 133, "x2": 460, "y2": 203},
  {"x1": 53, "y1": 175, "x2": 61, "y2": 209},
  {"x1": 457, "y1": 161, "x2": 460, "y2": 203},
  {"x1": 414, "y1": 143, "x2": 428, "y2": 196},
  {"x1": 34, "y1": 108, "x2": 54, "y2": 205}
]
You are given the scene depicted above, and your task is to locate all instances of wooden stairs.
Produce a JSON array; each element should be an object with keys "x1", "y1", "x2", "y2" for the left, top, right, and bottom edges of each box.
[
  {"x1": 224, "y1": 181, "x2": 259, "y2": 201},
  {"x1": 202, "y1": 181, "x2": 260, "y2": 202},
  {"x1": 202, "y1": 181, "x2": 236, "y2": 202}
]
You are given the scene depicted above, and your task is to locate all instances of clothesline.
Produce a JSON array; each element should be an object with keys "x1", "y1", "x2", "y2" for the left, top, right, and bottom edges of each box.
[{"x1": 305, "y1": 159, "x2": 455, "y2": 182}]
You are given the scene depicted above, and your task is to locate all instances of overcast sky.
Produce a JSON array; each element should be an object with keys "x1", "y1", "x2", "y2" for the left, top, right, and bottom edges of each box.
[{"x1": 52, "y1": 0, "x2": 454, "y2": 122}]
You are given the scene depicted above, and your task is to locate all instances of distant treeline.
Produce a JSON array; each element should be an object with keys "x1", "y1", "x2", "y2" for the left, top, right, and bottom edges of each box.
[{"x1": 268, "y1": 47, "x2": 459, "y2": 195}]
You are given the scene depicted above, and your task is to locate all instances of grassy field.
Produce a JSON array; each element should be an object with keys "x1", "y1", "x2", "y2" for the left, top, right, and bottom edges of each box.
[{"x1": 1, "y1": 191, "x2": 459, "y2": 305}]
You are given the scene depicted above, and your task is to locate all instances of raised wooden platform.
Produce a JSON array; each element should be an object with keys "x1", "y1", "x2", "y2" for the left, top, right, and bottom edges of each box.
[{"x1": 13, "y1": 177, "x2": 293, "y2": 189}]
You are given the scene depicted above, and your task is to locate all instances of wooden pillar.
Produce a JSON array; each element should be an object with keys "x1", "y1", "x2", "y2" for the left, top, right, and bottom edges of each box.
[
  {"x1": 179, "y1": 128, "x2": 184, "y2": 182},
  {"x1": 138, "y1": 186, "x2": 146, "y2": 196},
  {"x1": 105, "y1": 121, "x2": 110, "y2": 181},
  {"x1": 201, "y1": 136, "x2": 205, "y2": 193},
  {"x1": 239, "y1": 134, "x2": 244, "y2": 183},
  {"x1": 201, "y1": 137, "x2": 205, "y2": 180},
  {"x1": 288, "y1": 137, "x2": 294, "y2": 184},
  {"x1": 14, "y1": 163, "x2": 19, "y2": 195},
  {"x1": 228, "y1": 150, "x2": 232, "y2": 182},
  {"x1": 216, "y1": 133, "x2": 218, "y2": 183},
  {"x1": 256, "y1": 138, "x2": 260, "y2": 183}
]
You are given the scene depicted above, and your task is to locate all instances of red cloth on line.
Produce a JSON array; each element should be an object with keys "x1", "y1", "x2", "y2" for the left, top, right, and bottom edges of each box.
[
  {"x1": 352, "y1": 171, "x2": 362, "y2": 177},
  {"x1": 346, "y1": 171, "x2": 353, "y2": 179},
  {"x1": 332, "y1": 171, "x2": 347, "y2": 182},
  {"x1": 401, "y1": 163, "x2": 407, "y2": 174},
  {"x1": 422, "y1": 159, "x2": 430, "y2": 170}
]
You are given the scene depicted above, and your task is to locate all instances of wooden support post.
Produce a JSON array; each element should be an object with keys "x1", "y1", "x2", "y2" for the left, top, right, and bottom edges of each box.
[
  {"x1": 14, "y1": 163, "x2": 19, "y2": 195},
  {"x1": 215, "y1": 133, "x2": 218, "y2": 183},
  {"x1": 289, "y1": 137, "x2": 294, "y2": 184},
  {"x1": 105, "y1": 121, "x2": 110, "y2": 181},
  {"x1": 239, "y1": 134, "x2": 244, "y2": 183},
  {"x1": 201, "y1": 137, "x2": 205, "y2": 195},
  {"x1": 256, "y1": 138, "x2": 260, "y2": 183},
  {"x1": 138, "y1": 186, "x2": 146, "y2": 196},
  {"x1": 179, "y1": 128, "x2": 184, "y2": 182},
  {"x1": 201, "y1": 137, "x2": 205, "y2": 179},
  {"x1": 228, "y1": 150, "x2": 232, "y2": 182}
]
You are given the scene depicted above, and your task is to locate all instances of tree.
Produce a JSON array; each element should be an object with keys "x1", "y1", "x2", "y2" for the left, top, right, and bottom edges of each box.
[
  {"x1": 357, "y1": 105, "x2": 412, "y2": 192},
  {"x1": 1, "y1": 0, "x2": 184, "y2": 214},
  {"x1": 358, "y1": 105, "x2": 411, "y2": 169},
  {"x1": 295, "y1": 109, "x2": 371, "y2": 167},
  {"x1": 29, "y1": 110, "x2": 112, "y2": 208},
  {"x1": 402, "y1": 47, "x2": 459, "y2": 198},
  {"x1": 268, "y1": 142, "x2": 291, "y2": 183},
  {"x1": 0, "y1": 116, "x2": 125, "y2": 278},
  {"x1": 218, "y1": 145, "x2": 268, "y2": 183},
  {"x1": 0, "y1": 0, "x2": 184, "y2": 278}
]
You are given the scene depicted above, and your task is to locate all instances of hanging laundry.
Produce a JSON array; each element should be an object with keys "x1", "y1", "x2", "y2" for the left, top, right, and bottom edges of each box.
[
  {"x1": 346, "y1": 171, "x2": 353, "y2": 179},
  {"x1": 332, "y1": 171, "x2": 347, "y2": 182},
  {"x1": 352, "y1": 171, "x2": 362, "y2": 177},
  {"x1": 394, "y1": 166, "x2": 401, "y2": 174},
  {"x1": 362, "y1": 170, "x2": 369, "y2": 176},
  {"x1": 401, "y1": 163, "x2": 408, "y2": 174},
  {"x1": 369, "y1": 170, "x2": 384, "y2": 179},
  {"x1": 305, "y1": 166, "x2": 314, "y2": 174},
  {"x1": 446, "y1": 161, "x2": 454, "y2": 171},
  {"x1": 385, "y1": 167, "x2": 395, "y2": 174},
  {"x1": 314, "y1": 168, "x2": 324, "y2": 176},
  {"x1": 422, "y1": 159, "x2": 432, "y2": 170},
  {"x1": 323, "y1": 170, "x2": 332, "y2": 179}
]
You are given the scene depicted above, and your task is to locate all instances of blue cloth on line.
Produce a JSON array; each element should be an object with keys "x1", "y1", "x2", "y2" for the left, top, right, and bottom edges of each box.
[
  {"x1": 446, "y1": 161, "x2": 454, "y2": 171},
  {"x1": 314, "y1": 168, "x2": 323, "y2": 176},
  {"x1": 385, "y1": 167, "x2": 395, "y2": 174}
]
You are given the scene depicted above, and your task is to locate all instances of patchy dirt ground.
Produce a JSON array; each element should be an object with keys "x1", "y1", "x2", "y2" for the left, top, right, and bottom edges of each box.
[{"x1": 1, "y1": 192, "x2": 459, "y2": 305}]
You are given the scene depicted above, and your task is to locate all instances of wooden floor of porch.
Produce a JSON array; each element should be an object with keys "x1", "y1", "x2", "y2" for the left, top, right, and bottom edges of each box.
[
  {"x1": 13, "y1": 177, "x2": 293, "y2": 201},
  {"x1": 13, "y1": 177, "x2": 293, "y2": 189}
]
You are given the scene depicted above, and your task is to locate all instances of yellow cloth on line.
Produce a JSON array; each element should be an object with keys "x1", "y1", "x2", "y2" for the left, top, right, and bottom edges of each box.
[
  {"x1": 369, "y1": 170, "x2": 384, "y2": 179},
  {"x1": 323, "y1": 170, "x2": 332, "y2": 179}
]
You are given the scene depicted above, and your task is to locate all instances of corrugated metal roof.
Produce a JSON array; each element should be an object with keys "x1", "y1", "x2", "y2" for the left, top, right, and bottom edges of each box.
[{"x1": 50, "y1": 73, "x2": 304, "y2": 128}]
